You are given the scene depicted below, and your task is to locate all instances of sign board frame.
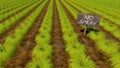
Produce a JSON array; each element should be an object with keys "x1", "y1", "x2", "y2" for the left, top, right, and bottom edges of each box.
[
  {"x1": 77, "y1": 12, "x2": 101, "y2": 27},
  {"x1": 77, "y1": 12, "x2": 101, "y2": 35}
]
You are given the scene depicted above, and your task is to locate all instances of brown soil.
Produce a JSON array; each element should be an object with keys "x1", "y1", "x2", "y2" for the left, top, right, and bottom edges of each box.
[
  {"x1": 98, "y1": 26, "x2": 120, "y2": 44},
  {"x1": 0, "y1": 0, "x2": 38, "y2": 23},
  {"x1": 51, "y1": 0, "x2": 69, "y2": 68},
  {"x1": 0, "y1": 0, "x2": 44, "y2": 45},
  {"x1": 60, "y1": 0, "x2": 111, "y2": 68},
  {"x1": 5, "y1": 1, "x2": 50, "y2": 68}
]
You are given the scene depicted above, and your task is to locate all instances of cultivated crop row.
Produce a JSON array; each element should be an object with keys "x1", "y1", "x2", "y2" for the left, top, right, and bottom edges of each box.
[
  {"x1": 57, "y1": 0, "x2": 96, "y2": 68},
  {"x1": 0, "y1": 0, "x2": 42, "y2": 34},
  {"x1": 69, "y1": 0, "x2": 120, "y2": 26},
  {"x1": 66, "y1": 0, "x2": 120, "y2": 41},
  {"x1": 0, "y1": 0, "x2": 47, "y2": 67},
  {"x1": 26, "y1": 0, "x2": 53, "y2": 67},
  {"x1": 0, "y1": 0, "x2": 38, "y2": 22}
]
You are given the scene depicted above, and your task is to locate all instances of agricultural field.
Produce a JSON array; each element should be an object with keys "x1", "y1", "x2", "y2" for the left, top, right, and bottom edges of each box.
[{"x1": 0, "y1": 0, "x2": 120, "y2": 68}]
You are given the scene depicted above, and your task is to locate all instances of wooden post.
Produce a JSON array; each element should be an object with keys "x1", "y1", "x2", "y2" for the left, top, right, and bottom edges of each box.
[{"x1": 84, "y1": 27, "x2": 87, "y2": 35}]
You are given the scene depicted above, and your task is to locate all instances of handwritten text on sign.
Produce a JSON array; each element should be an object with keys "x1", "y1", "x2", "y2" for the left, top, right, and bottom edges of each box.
[{"x1": 77, "y1": 13, "x2": 101, "y2": 27}]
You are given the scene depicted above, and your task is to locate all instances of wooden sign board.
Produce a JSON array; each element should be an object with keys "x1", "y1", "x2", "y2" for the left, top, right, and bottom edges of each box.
[{"x1": 77, "y1": 12, "x2": 101, "y2": 27}]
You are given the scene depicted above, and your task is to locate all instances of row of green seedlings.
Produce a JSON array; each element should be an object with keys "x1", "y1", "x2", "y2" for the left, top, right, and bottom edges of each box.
[
  {"x1": 0, "y1": 0, "x2": 43, "y2": 34},
  {"x1": 0, "y1": 0, "x2": 47, "y2": 67},
  {"x1": 26, "y1": 0, "x2": 53, "y2": 68},
  {"x1": 70, "y1": 0, "x2": 120, "y2": 26},
  {"x1": 65, "y1": 0, "x2": 88, "y2": 13},
  {"x1": 78, "y1": 0, "x2": 120, "y2": 18},
  {"x1": 100, "y1": 19, "x2": 120, "y2": 39},
  {"x1": 87, "y1": 0, "x2": 120, "y2": 12},
  {"x1": 60, "y1": 0, "x2": 78, "y2": 19},
  {"x1": 0, "y1": 0, "x2": 31, "y2": 10},
  {"x1": 0, "y1": 0, "x2": 38, "y2": 22},
  {"x1": 88, "y1": 32, "x2": 120, "y2": 68},
  {"x1": 82, "y1": 0, "x2": 120, "y2": 26},
  {"x1": 83, "y1": 0, "x2": 120, "y2": 19},
  {"x1": 65, "y1": 0, "x2": 120, "y2": 42},
  {"x1": 0, "y1": 0, "x2": 37, "y2": 15},
  {"x1": 62, "y1": 0, "x2": 120, "y2": 68},
  {"x1": 0, "y1": 0, "x2": 27, "y2": 14},
  {"x1": 57, "y1": 0, "x2": 96, "y2": 68}
]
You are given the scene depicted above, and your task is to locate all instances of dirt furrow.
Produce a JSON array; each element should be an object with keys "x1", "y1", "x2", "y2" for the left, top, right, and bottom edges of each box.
[
  {"x1": 60, "y1": 0, "x2": 111, "y2": 68},
  {"x1": 5, "y1": 1, "x2": 50, "y2": 68},
  {"x1": 1, "y1": 0, "x2": 38, "y2": 23},
  {"x1": 51, "y1": 0, "x2": 69, "y2": 68},
  {"x1": 98, "y1": 26, "x2": 120, "y2": 44},
  {"x1": 0, "y1": 0, "x2": 44, "y2": 45},
  {"x1": 104, "y1": 18, "x2": 120, "y2": 29}
]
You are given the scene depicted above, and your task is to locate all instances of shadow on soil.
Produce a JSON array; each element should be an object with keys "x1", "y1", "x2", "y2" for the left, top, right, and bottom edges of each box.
[{"x1": 80, "y1": 27, "x2": 98, "y2": 34}]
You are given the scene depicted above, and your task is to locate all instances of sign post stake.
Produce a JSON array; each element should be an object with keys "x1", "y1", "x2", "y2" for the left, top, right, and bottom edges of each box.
[{"x1": 83, "y1": 27, "x2": 87, "y2": 35}]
